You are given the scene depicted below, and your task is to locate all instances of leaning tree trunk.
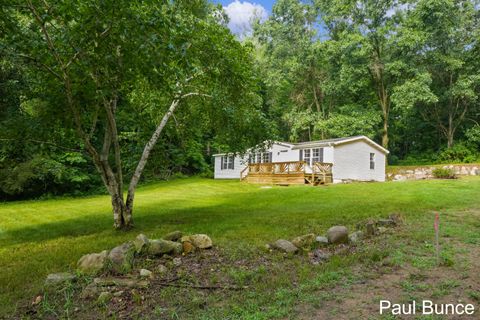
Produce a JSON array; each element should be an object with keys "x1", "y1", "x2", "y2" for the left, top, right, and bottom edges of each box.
[{"x1": 124, "y1": 99, "x2": 181, "y2": 220}]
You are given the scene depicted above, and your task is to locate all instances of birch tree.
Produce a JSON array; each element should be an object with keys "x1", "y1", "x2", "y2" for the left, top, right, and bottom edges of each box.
[{"x1": 2, "y1": 0, "x2": 266, "y2": 229}]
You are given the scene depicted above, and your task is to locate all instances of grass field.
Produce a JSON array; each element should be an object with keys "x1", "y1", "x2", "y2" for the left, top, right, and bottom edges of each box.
[{"x1": 1, "y1": 177, "x2": 480, "y2": 318}]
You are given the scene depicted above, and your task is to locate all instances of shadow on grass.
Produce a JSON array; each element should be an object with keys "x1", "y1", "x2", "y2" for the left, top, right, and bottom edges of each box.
[{"x1": 2, "y1": 177, "x2": 479, "y2": 248}]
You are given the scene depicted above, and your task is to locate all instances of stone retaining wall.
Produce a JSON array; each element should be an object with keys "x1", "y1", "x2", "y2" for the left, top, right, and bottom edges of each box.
[{"x1": 386, "y1": 164, "x2": 480, "y2": 181}]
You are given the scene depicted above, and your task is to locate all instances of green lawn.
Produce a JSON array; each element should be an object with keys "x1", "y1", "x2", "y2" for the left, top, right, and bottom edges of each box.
[{"x1": 1, "y1": 177, "x2": 480, "y2": 317}]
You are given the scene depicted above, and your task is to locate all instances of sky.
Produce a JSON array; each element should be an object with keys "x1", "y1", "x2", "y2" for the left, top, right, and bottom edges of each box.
[{"x1": 213, "y1": 0, "x2": 274, "y2": 38}]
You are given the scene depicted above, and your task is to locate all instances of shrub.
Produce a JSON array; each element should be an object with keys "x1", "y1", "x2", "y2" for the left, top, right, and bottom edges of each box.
[
  {"x1": 432, "y1": 168, "x2": 457, "y2": 179},
  {"x1": 437, "y1": 144, "x2": 476, "y2": 163}
]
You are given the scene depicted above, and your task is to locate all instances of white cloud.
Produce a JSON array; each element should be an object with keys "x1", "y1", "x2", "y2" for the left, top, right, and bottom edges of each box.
[{"x1": 224, "y1": 1, "x2": 268, "y2": 38}]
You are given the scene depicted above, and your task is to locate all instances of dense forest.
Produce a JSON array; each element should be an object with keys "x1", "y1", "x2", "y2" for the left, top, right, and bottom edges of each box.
[{"x1": 1, "y1": 0, "x2": 480, "y2": 202}]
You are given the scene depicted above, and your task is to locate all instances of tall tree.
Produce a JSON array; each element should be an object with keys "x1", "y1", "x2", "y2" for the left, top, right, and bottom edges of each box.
[
  {"x1": 393, "y1": 0, "x2": 480, "y2": 148},
  {"x1": 316, "y1": 0, "x2": 409, "y2": 148},
  {"x1": 254, "y1": 0, "x2": 326, "y2": 141},
  {"x1": 1, "y1": 0, "x2": 267, "y2": 228}
]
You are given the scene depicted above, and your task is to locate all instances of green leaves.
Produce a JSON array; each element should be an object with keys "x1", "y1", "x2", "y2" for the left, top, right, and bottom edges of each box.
[{"x1": 391, "y1": 73, "x2": 438, "y2": 111}]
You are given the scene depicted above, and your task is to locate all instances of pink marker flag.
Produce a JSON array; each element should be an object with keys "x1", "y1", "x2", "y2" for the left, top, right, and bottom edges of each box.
[
  {"x1": 434, "y1": 212, "x2": 440, "y2": 232},
  {"x1": 434, "y1": 212, "x2": 440, "y2": 265}
]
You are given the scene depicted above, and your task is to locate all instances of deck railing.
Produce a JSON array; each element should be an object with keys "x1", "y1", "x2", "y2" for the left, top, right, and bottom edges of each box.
[{"x1": 240, "y1": 161, "x2": 332, "y2": 181}]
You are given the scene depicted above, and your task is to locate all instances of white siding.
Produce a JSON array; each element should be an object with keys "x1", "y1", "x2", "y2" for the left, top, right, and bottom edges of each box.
[
  {"x1": 332, "y1": 141, "x2": 386, "y2": 182},
  {"x1": 271, "y1": 143, "x2": 298, "y2": 162},
  {"x1": 213, "y1": 155, "x2": 248, "y2": 179}
]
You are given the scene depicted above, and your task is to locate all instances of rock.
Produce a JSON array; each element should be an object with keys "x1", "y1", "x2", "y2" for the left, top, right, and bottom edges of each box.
[
  {"x1": 349, "y1": 231, "x2": 364, "y2": 243},
  {"x1": 113, "y1": 290, "x2": 124, "y2": 297},
  {"x1": 377, "y1": 219, "x2": 396, "y2": 227},
  {"x1": 97, "y1": 291, "x2": 112, "y2": 305},
  {"x1": 163, "y1": 231, "x2": 183, "y2": 242},
  {"x1": 77, "y1": 250, "x2": 108, "y2": 274},
  {"x1": 326, "y1": 226, "x2": 349, "y2": 244},
  {"x1": 139, "y1": 269, "x2": 153, "y2": 279},
  {"x1": 365, "y1": 220, "x2": 376, "y2": 237},
  {"x1": 315, "y1": 236, "x2": 329, "y2": 246},
  {"x1": 44, "y1": 272, "x2": 76, "y2": 288},
  {"x1": 173, "y1": 257, "x2": 182, "y2": 267},
  {"x1": 133, "y1": 234, "x2": 149, "y2": 254},
  {"x1": 378, "y1": 227, "x2": 388, "y2": 234},
  {"x1": 182, "y1": 241, "x2": 194, "y2": 254},
  {"x1": 108, "y1": 242, "x2": 135, "y2": 274},
  {"x1": 156, "y1": 264, "x2": 168, "y2": 274},
  {"x1": 32, "y1": 295, "x2": 42, "y2": 306},
  {"x1": 94, "y1": 277, "x2": 149, "y2": 288},
  {"x1": 188, "y1": 234, "x2": 213, "y2": 249},
  {"x1": 81, "y1": 282, "x2": 100, "y2": 299},
  {"x1": 393, "y1": 174, "x2": 407, "y2": 181},
  {"x1": 388, "y1": 213, "x2": 402, "y2": 225},
  {"x1": 309, "y1": 249, "x2": 332, "y2": 265},
  {"x1": 291, "y1": 233, "x2": 315, "y2": 248},
  {"x1": 272, "y1": 239, "x2": 298, "y2": 253},
  {"x1": 147, "y1": 239, "x2": 182, "y2": 256}
]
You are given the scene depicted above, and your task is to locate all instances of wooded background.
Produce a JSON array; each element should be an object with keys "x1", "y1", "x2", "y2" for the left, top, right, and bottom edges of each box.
[{"x1": 1, "y1": 0, "x2": 479, "y2": 201}]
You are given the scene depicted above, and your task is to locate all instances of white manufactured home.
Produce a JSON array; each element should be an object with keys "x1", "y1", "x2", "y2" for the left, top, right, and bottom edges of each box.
[{"x1": 213, "y1": 136, "x2": 389, "y2": 184}]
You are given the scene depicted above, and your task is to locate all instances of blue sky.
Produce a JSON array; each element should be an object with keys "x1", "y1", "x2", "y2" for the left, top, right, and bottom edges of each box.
[
  {"x1": 214, "y1": 0, "x2": 275, "y2": 12},
  {"x1": 213, "y1": 0, "x2": 274, "y2": 37}
]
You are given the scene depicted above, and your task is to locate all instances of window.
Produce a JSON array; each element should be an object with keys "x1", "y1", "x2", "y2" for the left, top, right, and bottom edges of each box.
[
  {"x1": 262, "y1": 152, "x2": 272, "y2": 163},
  {"x1": 312, "y1": 148, "x2": 324, "y2": 164},
  {"x1": 256, "y1": 152, "x2": 262, "y2": 163},
  {"x1": 370, "y1": 153, "x2": 375, "y2": 170},
  {"x1": 304, "y1": 149, "x2": 311, "y2": 165},
  {"x1": 221, "y1": 156, "x2": 235, "y2": 170}
]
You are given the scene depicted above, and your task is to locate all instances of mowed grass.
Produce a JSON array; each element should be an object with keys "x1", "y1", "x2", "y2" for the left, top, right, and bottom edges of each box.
[{"x1": 1, "y1": 177, "x2": 480, "y2": 316}]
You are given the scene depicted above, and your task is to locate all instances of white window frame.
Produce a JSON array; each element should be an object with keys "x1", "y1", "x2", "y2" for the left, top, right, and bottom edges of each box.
[
  {"x1": 304, "y1": 149, "x2": 311, "y2": 165},
  {"x1": 262, "y1": 152, "x2": 272, "y2": 163},
  {"x1": 221, "y1": 155, "x2": 235, "y2": 170},
  {"x1": 370, "y1": 153, "x2": 375, "y2": 170},
  {"x1": 312, "y1": 148, "x2": 324, "y2": 164}
]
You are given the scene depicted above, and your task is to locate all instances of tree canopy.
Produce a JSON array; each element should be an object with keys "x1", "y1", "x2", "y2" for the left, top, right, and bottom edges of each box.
[{"x1": 1, "y1": 0, "x2": 479, "y2": 210}]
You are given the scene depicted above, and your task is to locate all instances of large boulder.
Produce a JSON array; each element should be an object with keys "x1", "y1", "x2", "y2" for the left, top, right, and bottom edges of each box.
[
  {"x1": 272, "y1": 239, "x2": 298, "y2": 253},
  {"x1": 147, "y1": 239, "x2": 182, "y2": 256},
  {"x1": 44, "y1": 272, "x2": 76, "y2": 289},
  {"x1": 163, "y1": 231, "x2": 183, "y2": 242},
  {"x1": 182, "y1": 241, "x2": 194, "y2": 254},
  {"x1": 133, "y1": 234, "x2": 149, "y2": 254},
  {"x1": 291, "y1": 233, "x2": 315, "y2": 248},
  {"x1": 326, "y1": 226, "x2": 349, "y2": 244},
  {"x1": 186, "y1": 234, "x2": 213, "y2": 249},
  {"x1": 77, "y1": 250, "x2": 109, "y2": 274},
  {"x1": 108, "y1": 242, "x2": 135, "y2": 274}
]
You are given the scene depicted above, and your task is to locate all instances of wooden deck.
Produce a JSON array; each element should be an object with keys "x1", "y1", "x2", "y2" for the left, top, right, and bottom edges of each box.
[{"x1": 240, "y1": 161, "x2": 333, "y2": 185}]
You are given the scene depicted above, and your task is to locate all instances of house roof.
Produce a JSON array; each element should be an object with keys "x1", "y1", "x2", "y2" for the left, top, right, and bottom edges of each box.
[
  {"x1": 291, "y1": 135, "x2": 389, "y2": 154},
  {"x1": 212, "y1": 136, "x2": 389, "y2": 156}
]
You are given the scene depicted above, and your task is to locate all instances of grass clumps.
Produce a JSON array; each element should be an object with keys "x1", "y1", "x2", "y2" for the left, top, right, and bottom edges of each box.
[{"x1": 432, "y1": 168, "x2": 457, "y2": 179}]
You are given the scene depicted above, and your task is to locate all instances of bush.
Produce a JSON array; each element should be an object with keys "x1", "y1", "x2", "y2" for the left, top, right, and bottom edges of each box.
[
  {"x1": 432, "y1": 168, "x2": 457, "y2": 179},
  {"x1": 437, "y1": 144, "x2": 477, "y2": 163}
]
